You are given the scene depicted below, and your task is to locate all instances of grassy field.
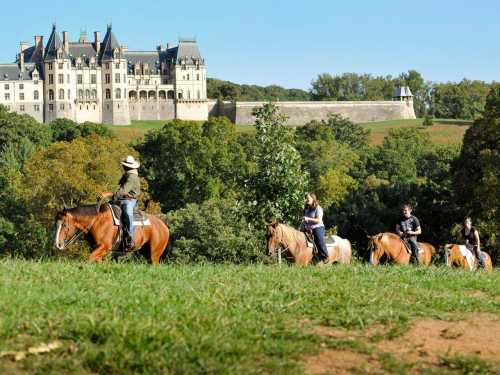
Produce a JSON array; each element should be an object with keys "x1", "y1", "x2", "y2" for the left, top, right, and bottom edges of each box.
[
  {"x1": 104, "y1": 118, "x2": 471, "y2": 146},
  {"x1": 0, "y1": 260, "x2": 498, "y2": 374}
]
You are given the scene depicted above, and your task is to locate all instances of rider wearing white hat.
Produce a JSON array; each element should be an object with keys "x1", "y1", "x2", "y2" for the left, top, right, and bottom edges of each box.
[{"x1": 101, "y1": 155, "x2": 141, "y2": 250}]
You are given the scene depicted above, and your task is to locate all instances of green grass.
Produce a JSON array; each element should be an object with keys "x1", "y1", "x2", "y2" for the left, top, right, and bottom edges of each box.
[{"x1": 0, "y1": 260, "x2": 498, "y2": 374}]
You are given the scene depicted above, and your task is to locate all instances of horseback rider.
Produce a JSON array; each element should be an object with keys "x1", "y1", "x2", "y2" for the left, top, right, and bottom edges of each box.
[
  {"x1": 395, "y1": 203, "x2": 422, "y2": 263},
  {"x1": 100, "y1": 155, "x2": 141, "y2": 250},
  {"x1": 303, "y1": 192, "x2": 329, "y2": 262},
  {"x1": 460, "y1": 216, "x2": 484, "y2": 267}
]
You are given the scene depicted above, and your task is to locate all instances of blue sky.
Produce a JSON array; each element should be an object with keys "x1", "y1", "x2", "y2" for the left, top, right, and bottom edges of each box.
[{"x1": 1, "y1": 0, "x2": 498, "y2": 89}]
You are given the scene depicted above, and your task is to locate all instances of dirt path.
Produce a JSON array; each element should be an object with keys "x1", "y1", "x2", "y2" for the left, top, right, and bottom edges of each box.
[{"x1": 304, "y1": 313, "x2": 500, "y2": 374}]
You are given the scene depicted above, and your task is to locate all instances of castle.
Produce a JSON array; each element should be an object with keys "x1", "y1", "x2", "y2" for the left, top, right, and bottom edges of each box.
[
  {"x1": 0, "y1": 24, "x2": 207, "y2": 125},
  {"x1": 0, "y1": 24, "x2": 415, "y2": 126}
]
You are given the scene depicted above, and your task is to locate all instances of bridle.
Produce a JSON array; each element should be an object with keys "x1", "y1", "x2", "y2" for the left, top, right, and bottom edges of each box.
[
  {"x1": 56, "y1": 199, "x2": 104, "y2": 250},
  {"x1": 269, "y1": 225, "x2": 289, "y2": 259}
]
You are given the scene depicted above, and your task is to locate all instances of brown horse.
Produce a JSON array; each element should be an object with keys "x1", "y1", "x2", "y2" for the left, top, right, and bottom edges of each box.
[
  {"x1": 444, "y1": 244, "x2": 493, "y2": 271},
  {"x1": 54, "y1": 203, "x2": 169, "y2": 264},
  {"x1": 266, "y1": 222, "x2": 351, "y2": 265},
  {"x1": 368, "y1": 232, "x2": 435, "y2": 265}
]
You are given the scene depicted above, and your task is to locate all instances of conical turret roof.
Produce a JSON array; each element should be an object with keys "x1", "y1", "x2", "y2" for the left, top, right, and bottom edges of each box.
[
  {"x1": 99, "y1": 25, "x2": 121, "y2": 61},
  {"x1": 44, "y1": 24, "x2": 68, "y2": 60}
]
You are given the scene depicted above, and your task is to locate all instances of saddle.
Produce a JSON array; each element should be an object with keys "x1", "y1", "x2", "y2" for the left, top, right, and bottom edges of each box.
[
  {"x1": 108, "y1": 203, "x2": 151, "y2": 226},
  {"x1": 108, "y1": 203, "x2": 151, "y2": 252},
  {"x1": 304, "y1": 231, "x2": 336, "y2": 259}
]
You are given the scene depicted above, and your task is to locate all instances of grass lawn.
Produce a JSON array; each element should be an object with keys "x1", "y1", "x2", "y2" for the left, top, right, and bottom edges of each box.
[
  {"x1": 105, "y1": 118, "x2": 471, "y2": 146},
  {"x1": 0, "y1": 260, "x2": 498, "y2": 374}
]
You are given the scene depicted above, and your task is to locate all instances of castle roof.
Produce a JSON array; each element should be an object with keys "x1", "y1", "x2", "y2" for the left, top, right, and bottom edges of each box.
[
  {"x1": 124, "y1": 51, "x2": 162, "y2": 74},
  {"x1": 44, "y1": 25, "x2": 69, "y2": 60},
  {"x1": 0, "y1": 63, "x2": 37, "y2": 81},
  {"x1": 99, "y1": 25, "x2": 121, "y2": 61},
  {"x1": 394, "y1": 86, "x2": 413, "y2": 97},
  {"x1": 174, "y1": 39, "x2": 204, "y2": 64}
]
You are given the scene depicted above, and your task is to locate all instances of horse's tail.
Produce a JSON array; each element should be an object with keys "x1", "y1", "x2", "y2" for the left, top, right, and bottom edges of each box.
[{"x1": 444, "y1": 244, "x2": 453, "y2": 267}]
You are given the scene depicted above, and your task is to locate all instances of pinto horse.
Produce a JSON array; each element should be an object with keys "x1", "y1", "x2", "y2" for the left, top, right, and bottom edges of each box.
[
  {"x1": 54, "y1": 203, "x2": 169, "y2": 264},
  {"x1": 444, "y1": 244, "x2": 493, "y2": 271},
  {"x1": 368, "y1": 232, "x2": 435, "y2": 265},
  {"x1": 265, "y1": 222, "x2": 351, "y2": 265}
]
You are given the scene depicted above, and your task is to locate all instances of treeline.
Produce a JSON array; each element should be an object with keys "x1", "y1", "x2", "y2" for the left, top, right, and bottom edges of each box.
[
  {"x1": 0, "y1": 85, "x2": 499, "y2": 263},
  {"x1": 209, "y1": 72, "x2": 496, "y2": 119}
]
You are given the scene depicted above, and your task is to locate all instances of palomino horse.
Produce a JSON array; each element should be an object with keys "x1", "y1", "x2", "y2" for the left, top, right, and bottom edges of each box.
[
  {"x1": 368, "y1": 232, "x2": 435, "y2": 265},
  {"x1": 54, "y1": 203, "x2": 169, "y2": 264},
  {"x1": 444, "y1": 244, "x2": 493, "y2": 271},
  {"x1": 265, "y1": 222, "x2": 351, "y2": 265}
]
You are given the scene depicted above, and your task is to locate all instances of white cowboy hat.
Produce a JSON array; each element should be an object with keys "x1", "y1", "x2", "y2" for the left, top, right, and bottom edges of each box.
[{"x1": 120, "y1": 155, "x2": 140, "y2": 169}]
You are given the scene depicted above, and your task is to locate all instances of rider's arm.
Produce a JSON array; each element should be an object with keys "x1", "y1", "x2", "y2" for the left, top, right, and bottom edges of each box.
[
  {"x1": 100, "y1": 192, "x2": 113, "y2": 199},
  {"x1": 396, "y1": 224, "x2": 403, "y2": 236},
  {"x1": 474, "y1": 229, "x2": 481, "y2": 251},
  {"x1": 407, "y1": 226, "x2": 422, "y2": 236},
  {"x1": 304, "y1": 207, "x2": 323, "y2": 224}
]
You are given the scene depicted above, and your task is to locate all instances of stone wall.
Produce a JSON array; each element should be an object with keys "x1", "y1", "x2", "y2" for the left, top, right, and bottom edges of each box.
[
  {"x1": 129, "y1": 100, "x2": 175, "y2": 121},
  {"x1": 209, "y1": 100, "x2": 416, "y2": 125},
  {"x1": 177, "y1": 100, "x2": 209, "y2": 121}
]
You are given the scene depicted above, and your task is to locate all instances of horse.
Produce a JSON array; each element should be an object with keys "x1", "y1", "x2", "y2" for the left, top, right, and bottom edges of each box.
[
  {"x1": 444, "y1": 244, "x2": 493, "y2": 271},
  {"x1": 265, "y1": 221, "x2": 352, "y2": 265},
  {"x1": 54, "y1": 202, "x2": 169, "y2": 264},
  {"x1": 368, "y1": 232, "x2": 435, "y2": 265}
]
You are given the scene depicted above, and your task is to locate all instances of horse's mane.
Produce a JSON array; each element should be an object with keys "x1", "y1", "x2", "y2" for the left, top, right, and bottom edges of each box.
[
  {"x1": 278, "y1": 223, "x2": 306, "y2": 244},
  {"x1": 67, "y1": 204, "x2": 107, "y2": 217}
]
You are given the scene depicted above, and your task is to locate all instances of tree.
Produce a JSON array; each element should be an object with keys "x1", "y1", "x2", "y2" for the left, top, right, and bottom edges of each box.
[
  {"x1": 246, "y1": 103, "x2": 308, "y2": 223},
  {"x1": 137, "y1": 118, "x2": 249, "y2": 212},
  {"x1": 50, "y1": 118, "x2": 113, "y2": 142},
  {"x1": 453, "y1": 84, "x2": 500, "y2": 260}
]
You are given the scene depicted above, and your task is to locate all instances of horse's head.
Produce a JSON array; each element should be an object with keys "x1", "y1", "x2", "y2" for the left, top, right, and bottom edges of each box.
[
  {"x1": 367, "y1": 233, "x2": 384, "y2": 265},
  {"x1": 265, "y1": 221, "x2": 281, "y2": 257},
  {"x1": 54, "y1": 209, "x2": 79, "y2": 250}
]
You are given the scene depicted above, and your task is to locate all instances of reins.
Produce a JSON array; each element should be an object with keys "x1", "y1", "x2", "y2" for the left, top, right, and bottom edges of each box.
[{"x1": 58, "y1": 198, "x2": 105, "y2": 250}]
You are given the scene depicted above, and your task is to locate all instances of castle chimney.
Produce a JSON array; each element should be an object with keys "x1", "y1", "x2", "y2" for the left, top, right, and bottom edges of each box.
[
  {"x1": 121, "y1": 44, "x2": 128, "y2": 52},
  {"x1": 63, "y1": 31, "x2": 69, "y2": 52},
  {"x1": 94, "y1": 31, "x2": 100, "y2": 54},
  {"x1": 33, "y1": 36, "x2": 44, "y2": 60},
  {"x1": 20, "y1": 41, "x2": 29, "y2": 53},
  {"x1": 19, "y1": 50, "x2": 25, "y2": 71}
]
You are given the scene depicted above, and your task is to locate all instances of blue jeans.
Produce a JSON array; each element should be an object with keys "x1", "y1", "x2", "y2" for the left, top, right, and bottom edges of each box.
[
  {"x1": 120, "y1": 199, "x2": 136, "y2": 243},
  {"x1": 312, "y1": 226, "x2": 328, "y2": 260}
]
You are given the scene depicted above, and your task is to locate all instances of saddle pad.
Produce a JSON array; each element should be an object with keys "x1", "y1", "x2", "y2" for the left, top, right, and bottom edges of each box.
[
  {"x1": 109, "y1": 204, "x2": 151, "y2": 226},
  {"x1": 458, "y1": 245, "x2": 475, "y2": 270}
]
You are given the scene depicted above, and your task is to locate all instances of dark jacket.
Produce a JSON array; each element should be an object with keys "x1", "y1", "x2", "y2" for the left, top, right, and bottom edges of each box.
[{"x1": 114, "y1": 169, "x2": 141, "y2": 200}]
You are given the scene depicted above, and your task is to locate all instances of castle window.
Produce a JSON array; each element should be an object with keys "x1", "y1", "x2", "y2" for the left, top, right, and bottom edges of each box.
[
  {"x1": 58, "y1": 63, "x2": 63, "y2": 69},
  {"x1": 78, "y1": 90, "x2": 84, "y2": 100},
  {"x1": 187, "y1": 74, "x2": 190, "y2": 80},
  {"x1": 4, "y1": 93, "x2": 10, "y2": 101},
  {"x1": 19, "y1": 84, "x2": 24, "y2": 90},
  {"x1": 57, "y1": 51, "x2": 62, "y2": 59},
  {"x1": 49, "y1": 74, "x2": 54, "y2": 84},
  {"x1": 105, "y1": 74, "x2": 111, "y2": 84},
  {"x1": 67, "y1": 89, "x2": 71, "y2": 99},
  {"x1": 58, "y1": 74, "x2": 64, "y2": 84},
  {"x1": 106, "y1": 89, "x2": 111, "y2": 99},
  {"x1": 187, "y1": 91, "x2": 191, "y2": 99},
  {"x1": 91, "y1": 74, "x2": 96, "y2": 84},
  {"x1": 60, "y1": 103, "x2": 65, "y2": 110},
  {"x1": 59, "y1": 89, "x2": 65, "y2": 100},
  {"x1": 85, "y1": 90, "x2": 90, "y2": 99},
  {"x1": 77, "y1": 63, "x2": 82, "y2": 70},
  {"x1": 90, "y1": 63, "x2": 96, "y2": 69},
  {"x1": 49, "y1": 104, "x2": 54, "y2": 111},
  {"x1": 34, "y1": 80, "x2": 39, "y2": 85},
  {"x1": 49, "y1": 90, "x2": 54, "y2": 101},
  {"x1": 48, "y1": 63, "x2": 53, "y2": 70},
  {"x1": 178, "y1": 92, "x2": 183, "y2": 99},
  {"x1": 115, "y1": 63, "x2": 120, "y2": 69},
  {"x1": 20, "y1": 105, "x2": 25, "y2": 112},
  {"x1": 197, "y1": 74, "x2": 200, "y2": 80},
  {"x1": 91, "y1": 89, "x2": 97, "y2": 99},
  {"x1": 77, "y1": 75, "x2": 83, "y2": 84},
  {"x1": 34, "y1": 104, "x2": 40, "y2": 112},
  {"x1": 115, "y1": 88, "x2": 121, "y2": 99},
  {"x1": 34, "y1": 90, "x2": 39, "y2": 100},
  {"x1": 197, "y1": 90, "x2": 200, "y2": 99},
  {"x1": 115, "y1": 73, "x2": 120, "y2": 84},
  {"x1": 19, "y1": 93, "x2": 24, "y2": 101},
  {"x1": 67, "y1": 74, "x2": 70, "y2": 83},
  {"x1": 105, "y1": 63, "x2": 110, "y2": 70},
  {"x1": 4, "y1": 84, "x2": 9, "y2": 90}
]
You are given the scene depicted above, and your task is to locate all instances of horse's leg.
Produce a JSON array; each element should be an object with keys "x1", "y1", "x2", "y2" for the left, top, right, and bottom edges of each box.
[
  {"x1": 147, "y1": 218, "x2": 169, "y2": 265},
  {"x1": 89, "y1": 244, "x2": 111, "y2": 262}
]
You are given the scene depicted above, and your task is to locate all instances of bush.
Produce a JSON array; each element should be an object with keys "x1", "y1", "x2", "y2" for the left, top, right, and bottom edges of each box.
[
  {"x1": 166, "y1": 197, "x2": 266, "y2": 263},
  {"x1": 423, "y1": 113, "x2": 434, "y2": 127},
  {"x1": 50, "y1": 118, "x2": 113, "y2": 142}
]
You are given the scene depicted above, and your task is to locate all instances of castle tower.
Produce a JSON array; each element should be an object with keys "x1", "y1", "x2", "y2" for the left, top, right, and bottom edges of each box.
[
  {"x1": 99, "y1": 25, "x2": 130, "y2": 125},
  {"x1": 43, "y1": 25, "x2": 74, "y2": 123},
  {"x1": 173, "y1": 38, "x2": 208, "y2": 120},
  {"x1": 393, "y1": 86, "x2": 416, "y2": 119}
]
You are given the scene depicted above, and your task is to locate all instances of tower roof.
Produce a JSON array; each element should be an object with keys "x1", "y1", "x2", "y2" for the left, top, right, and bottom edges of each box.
[
  {"x1": 174, "y1": 38, "x2": 204, "y2": 64},
  {"x1": 394, "y1": 86, "x2": 413, "y2": 97},
  {"x1": 99, "y1": 25, "x2": 121, "y2": 61},
  {"x1": 44, "y1": 25, "x2": 69, "y2": 60}
]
